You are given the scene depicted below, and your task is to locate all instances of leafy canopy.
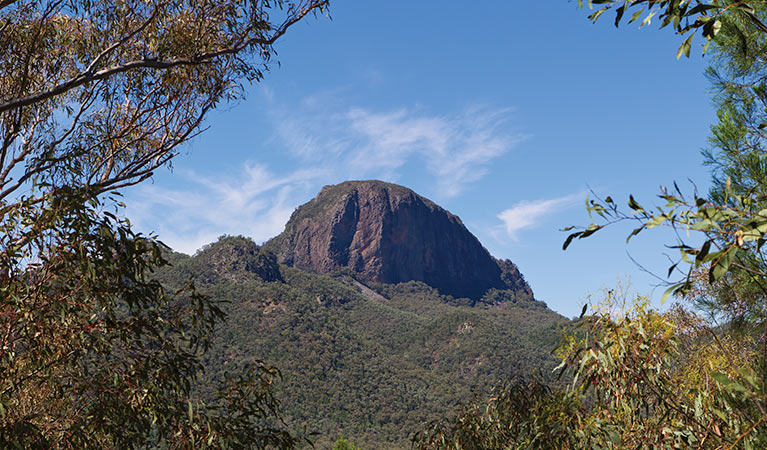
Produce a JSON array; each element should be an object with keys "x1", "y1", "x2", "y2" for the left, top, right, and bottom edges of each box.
[
  {"x1": 414, "y1": 289, "x2": 763, "y2": 449},
  {"x1": 578, "y1": 0, "x2": 766, "y2": 58},
  {"x1": 0, "y1": 0, "x2": 327, "y2": 448}
]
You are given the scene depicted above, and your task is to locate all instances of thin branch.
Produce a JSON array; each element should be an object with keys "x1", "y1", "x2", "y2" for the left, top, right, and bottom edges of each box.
[
  {"x1": 0, "y1": 107, "x2": 46, "y2": 195},
  {"x1": 1, "y1": 349, "x2": 78, "y2": 397},
  {"x1": 0, "y1": 1, "x2": 325, "y2": 114},
  {"x1": 0, "y1": 0, "x2": 18, "y2": 11},
  {"x1": 92, "y1": 102, "x2": 212, "y2": 195},
  {"x1": 745, "y1": 11, "x2": 767, "y2": 34},
  {"x1": 724, "y1": 417, "x2": 765, "y2": 450},
  {"x1": 0, "y1": 18, "x2": 10, "y2": 37},
  {"x1": 84, "y1": 7, "x2": 160, "y2": 75},
  {"x1": 47, "y1": 82, "x2": 100, "y2": 150},
  {"x1": 732, "y1": 261, "x2": 767, "y2": 278},
  {"x1": 0, "y1": 113, "x2": 22, "y2": 171}
]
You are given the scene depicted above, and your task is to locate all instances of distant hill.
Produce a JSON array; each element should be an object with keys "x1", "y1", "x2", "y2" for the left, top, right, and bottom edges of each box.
[
  {"x1": 265, "y1": 180, "x2": 531, "y2": 300},
  {"x1": 153, "y1": 182, "x2": 568, "y2": 448}
]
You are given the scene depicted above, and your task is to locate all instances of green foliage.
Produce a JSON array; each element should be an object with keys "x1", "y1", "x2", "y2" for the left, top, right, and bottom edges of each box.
[
  {"x1": 494, "y1": 257, "x2": 534, "y2": 296},
  {"x1": 545, "y1": 4, "x2": 767, "y2": 449},
  {"x1": 0, "y1": 0, "x2": 327, "y2": 448},
  {"x1": 415, "y1": 290, "x2": 767, "y2": 449},
  {"x1": 0, "y1": 192, "x2": 303, "y2": 448},
  {"x1": 332, "y1": 435, "x2": 362, "y2": 450},
  {"x1": 153, "y1": 238, "x2": 568, "y2": 448},
  {"x1": 414, "y1": 380, "x2": 584, "y2": 450},
  {"x1": 563, "y1": 183, "x2": 767, "y2": 303},
  {"x1": 576, "y1": 0, "x2": 767, "y2": 58},
  {"x1": 0, "y1": 0, "x2": 328, "y2": 205},
  {"x1": 178, "y1": 235, "x2": 284, "y2": 284},
  {"x1": 566, "y1": 3, "x2": 767, "y2": 314}
]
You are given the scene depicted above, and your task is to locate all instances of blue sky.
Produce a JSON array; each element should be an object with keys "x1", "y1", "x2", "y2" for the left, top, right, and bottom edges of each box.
[{"x1": 125, "y1": 1, "x2": 717, "y2": 318}]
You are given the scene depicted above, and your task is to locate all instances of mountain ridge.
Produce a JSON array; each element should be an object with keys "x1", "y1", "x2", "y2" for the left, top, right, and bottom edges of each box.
[
  {"x1": 152, "y1": 181, "x2": 563, "y2": 447},
  {"x1": 265, "y1": 180, "x2": 530, "y2": 300},
  {"x1": 155, "y1": 236, "x2": 565, "y2": 448}
]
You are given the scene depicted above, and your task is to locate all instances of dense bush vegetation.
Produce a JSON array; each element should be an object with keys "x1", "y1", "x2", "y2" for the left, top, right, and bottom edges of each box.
[
  {"x1": 154, "y1": 236, "x2": 567, "y2": 448},
  {"x1": 414, "y1": 290, "x2": 762, "y2": 449},
  {"x1": 0, "y1": 0, "x2": 327, "y2": 447}
]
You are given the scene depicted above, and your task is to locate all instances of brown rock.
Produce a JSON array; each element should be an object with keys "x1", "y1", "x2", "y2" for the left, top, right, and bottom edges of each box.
[{"x1": 266, "y1": 180, "x2": 530, "y2": 299}]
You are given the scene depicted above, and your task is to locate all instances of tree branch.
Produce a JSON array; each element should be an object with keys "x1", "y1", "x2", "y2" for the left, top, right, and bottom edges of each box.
[
  {"x1": 83, "y1": 6, "x2": 160, "y2": 76},
  {"x1": 744, "y1": 10, "x2": 767, "y2": 34},
  {"x1": 0, "y1": 0, "x2": 18, "y2": 11},
  {"x1": 0, "y1": 1, "x2": 325, "y2": 114}
]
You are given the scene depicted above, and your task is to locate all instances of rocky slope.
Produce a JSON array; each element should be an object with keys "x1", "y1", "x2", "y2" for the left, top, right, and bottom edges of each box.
[{"x1": 265, "y1": 180, "x2": 530, "y2": 300}]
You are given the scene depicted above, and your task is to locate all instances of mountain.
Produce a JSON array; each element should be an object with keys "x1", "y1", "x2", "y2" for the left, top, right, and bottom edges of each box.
[
  {"x1": 265, "y1": 180, "x2": 531, "y2": 300},
  {"x1": 154, "y1": 182, "x2": 567, "y2": 448}
]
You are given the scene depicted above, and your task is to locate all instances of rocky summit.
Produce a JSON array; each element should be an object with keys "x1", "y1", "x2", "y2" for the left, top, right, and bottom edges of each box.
[{"x1": 265, "y1": 180, "x2": 530, "y2": 299}]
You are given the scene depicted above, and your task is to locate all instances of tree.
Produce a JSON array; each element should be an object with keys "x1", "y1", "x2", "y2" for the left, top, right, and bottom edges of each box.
[
  {"x1": 415, "y1": 2, "x2": 767, "y2": 448},
  {"x1": 565, "y1": 2, "x2": 767, "y2": 299},
  {"x1": 0, "y1": 0, "x2": 327, "y2": 447},
  {"x1": 564, "y1": 1, "x2": 767, "y2": 331},
  {"x1": 0, "y1": 0, "x2": 326, "y2": 202},
  {"x1": 414, "y1": 288, "x2": 763, "y2": 449},
  {"x1": 561, "y1": 0, "x2": 767, "y2": 446},
  {"x1": 332, "y1": 435, "x2": 362, "y2": 450},
  {"x1": 576, "y1": 0, "x2": 767, "y2": 58},
  {"x1": 413, "y1": 379, "x2": 584, "y2": 449}
]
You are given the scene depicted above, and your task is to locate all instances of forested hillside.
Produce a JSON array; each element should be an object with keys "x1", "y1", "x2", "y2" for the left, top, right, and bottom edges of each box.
[
  {"x1": 10, "y1": 0, "x2": 765, "y2": 448},
  {"x1": 155, "y1": 236, "x2": 566, "y2": 448}
]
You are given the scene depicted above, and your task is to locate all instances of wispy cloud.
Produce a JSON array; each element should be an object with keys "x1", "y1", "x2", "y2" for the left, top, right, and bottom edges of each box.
[
  {"x1": 126, "y1": 90, "x2": 524, "y2": 253},
  {"x1": 127, "y1": 163, "x2": 328, "y2": 254},
  {"x1": 271, "y1": 93, "x2": 523, "y2": 198},
  {"x1": 498, "y1": 192, "x2": 584, "y2": 240}
]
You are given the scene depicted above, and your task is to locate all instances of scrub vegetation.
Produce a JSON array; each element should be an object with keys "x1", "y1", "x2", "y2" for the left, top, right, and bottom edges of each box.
[{"x1": 6, "y1": 0, "x2": 767, "y2": 449}]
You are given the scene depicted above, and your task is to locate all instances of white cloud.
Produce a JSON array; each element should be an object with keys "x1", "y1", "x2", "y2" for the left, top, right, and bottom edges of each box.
[
  {"x1": 271, "y1": 95, "x2": 523, "y2": 199},
  {"x1": 498, "y1": 193, "x2": 584, "y2": 240},
  {"x1": 126, "y1": 91, "x2": 524, "y2": 253},
  {"x1": 126, "y1": 163, "x2": 328, "y2": 254}
]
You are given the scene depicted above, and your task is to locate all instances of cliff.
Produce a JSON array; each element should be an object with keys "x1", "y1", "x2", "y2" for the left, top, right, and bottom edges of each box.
[{"x1": 265, "y1": 180, "x2": 530, "y2": 300}]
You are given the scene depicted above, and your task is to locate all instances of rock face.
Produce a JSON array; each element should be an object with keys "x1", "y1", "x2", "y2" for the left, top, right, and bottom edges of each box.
[{"x1": 266, "y1": 180, "x2": 530, "y2": 300}]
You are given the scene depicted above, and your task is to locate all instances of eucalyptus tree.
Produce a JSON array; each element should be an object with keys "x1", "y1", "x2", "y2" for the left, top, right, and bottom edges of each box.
[
  {"x1": 0, "y1": 0, "x2": 327, "y2": 447},
  {"x1": 567, "y1": 1, "x2": 767, "y2": 305},
  {"x1": 415, "y1": 3, "x2": 767, "y2": 448},
  {"x1": 414, "y1": 292, "x2": 761, "y2": 449},
  {"x1": 561, "y1": 0, "x2": 767, "y2": 446}
]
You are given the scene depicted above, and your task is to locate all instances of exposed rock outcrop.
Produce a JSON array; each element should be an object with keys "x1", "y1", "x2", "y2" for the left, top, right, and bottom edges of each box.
[{"x1": 265, "y1": 180, "x2": 530, "y2": 300}]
